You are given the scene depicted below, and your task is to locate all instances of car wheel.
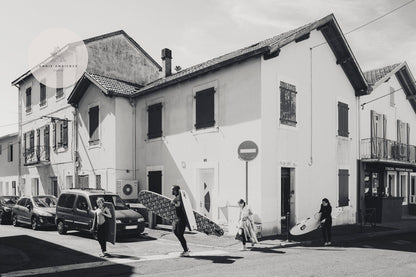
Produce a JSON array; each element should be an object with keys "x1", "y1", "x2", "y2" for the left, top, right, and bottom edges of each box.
[
  {"x1": 57, "y1": 220, "x2": 67, "y2": 235},
  {"x1": 12, "y1": 215, "x2": 19, "y2": 227},
  {"x1": 31, "y1": 216, "x2": 39, "y2": 230}
]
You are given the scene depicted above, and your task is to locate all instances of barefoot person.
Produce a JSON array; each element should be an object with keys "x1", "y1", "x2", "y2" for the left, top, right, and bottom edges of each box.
[
  {"x1": 235, "y1": 199, "x2": 258, "y2": 251},
  {"x1": 319, "y1": 198, "x2": 332, "y2": 246},
  {"x1": 90, "y1": 198, "x2": 112, "y2": 257},
  {"x1": 171, "y1": 185, "x2": 190, "y2": 257}
]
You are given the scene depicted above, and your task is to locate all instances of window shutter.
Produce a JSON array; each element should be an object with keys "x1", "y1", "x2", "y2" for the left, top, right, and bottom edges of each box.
[
  {"x1": 147, "y1": 103, "x2": 163, "y2": 139},
  {"x1": 36, "y1": 129, "x2": 40, "y2": 158},
  {"x1": 338, "y1": 169, "x2": 349, "y2": 207},
  {"x1": 26, "y1": 88, "x2": 32, "y2": 107},
  {"x1": 195, "y1": 88, "x2": 215, "y2": 129},
  {"x1": 338, "y1": 102, "x2": 349, "y2": 137},
  {"x1": 8, "y1": 144, "x2": 13, "y2": 162},
  {"x1": 63, "y1": 120, "x2": 68, "y2": 148},
  {"x1": 44, "y1": 125, "x2": 50, "y2": 160},
  {"x1": 30, "y1": 130, "x2": 35, "y2": 149},
  {"x1": 89, "y1": 106, "x2": 99, "y2": 141},
  {"x1": 52, "y1": 122, "x2": 57, "y2": 150},
  {"x1": 40, "y1": 83, "x2": 46, "y2": 105},
  {"x1": 24, "y1": 133, "x2": 27, "y2": 163},
  {"x1": 57, "y1": 122, "x2": 63, "y2": 147}
]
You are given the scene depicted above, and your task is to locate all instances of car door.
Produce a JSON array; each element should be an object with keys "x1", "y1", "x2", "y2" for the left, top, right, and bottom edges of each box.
[
  {"x1": 57, "y1": 193, "x2": 76, "y2": 229},
  {"x1": 22, "y1": 198, "x2": 33, "y2": 224},
  {"x1": 73, "y1": 195, "x2": 92, "y2": 230},
  {"x1": 14, "y1": 198, "x2": 26, "y2": 221}
]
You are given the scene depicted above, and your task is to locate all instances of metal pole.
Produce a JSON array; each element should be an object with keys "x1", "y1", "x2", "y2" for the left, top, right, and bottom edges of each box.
[{"x1": 246, "y1": 161, "x2": 248, "y2": 204}]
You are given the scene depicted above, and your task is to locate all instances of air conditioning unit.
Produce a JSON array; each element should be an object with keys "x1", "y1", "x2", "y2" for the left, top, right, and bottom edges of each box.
[{"x1": 116, "y1": 180, "x2": 138, "y2": 200}]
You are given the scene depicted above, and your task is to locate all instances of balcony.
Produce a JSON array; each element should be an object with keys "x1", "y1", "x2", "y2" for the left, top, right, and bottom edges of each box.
[
  {"x1": 24, "y1": 146, "x2": 50, "y2": 166},
  {"x1": 361, "y1": 138, "x2": 416, "y2": 164}
]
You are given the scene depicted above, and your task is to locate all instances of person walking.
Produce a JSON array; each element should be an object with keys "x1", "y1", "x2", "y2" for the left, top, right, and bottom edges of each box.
[
  {"x1": 235, "y1": 199, "x2": 258, "y2": 251},
  {"x1": 90, "y1": 198, "x2": 112, "y2": 257},
  {"x1": 171, "y1": 185, "x2": 190, "y2": 257},
  {"x1": 319, "y1": 198, "x2": 332, "y2": 246}
]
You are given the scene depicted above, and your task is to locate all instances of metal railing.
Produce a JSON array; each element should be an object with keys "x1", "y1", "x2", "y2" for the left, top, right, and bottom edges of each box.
[
  {"x1": 361, "y1": 138, "x2": 416, "y2": 163},
  {"x1": 24, "y1": 146, "x2": 50, "y2": 165}
]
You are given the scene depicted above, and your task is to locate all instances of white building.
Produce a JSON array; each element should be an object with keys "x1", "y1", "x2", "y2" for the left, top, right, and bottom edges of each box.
[
  {"x1": 0, "y1": 133, "x2": 18, "y2": 196},
  {"x1": 12, "y1": 30, "x2": 160, "y2": 196},
  {"x1": 69, "y1": 14, "x2": 370, "y2": 235},
  {"x1": 359, "y1": 62, "x2": 416, "y2": 221}
]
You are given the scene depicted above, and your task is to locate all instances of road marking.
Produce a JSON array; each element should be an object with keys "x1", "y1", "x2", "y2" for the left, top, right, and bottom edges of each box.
[{"x1": 2, "y1": 250, "x2": 228, "y2": 277}]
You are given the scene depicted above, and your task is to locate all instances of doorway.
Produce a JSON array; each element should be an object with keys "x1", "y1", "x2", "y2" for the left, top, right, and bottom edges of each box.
[
  {"x1": 281, "y1": 168, "x2": 295, "y2": 234},
  {"x1": 148, "y1": 170, "x2": 162, "y2": 224},
  {"x1": 197, "y1": 168, "x2": 214, "y2": 219},
  {"x1": 51, "y1": 177, "x2": 58, "y2": 197}
]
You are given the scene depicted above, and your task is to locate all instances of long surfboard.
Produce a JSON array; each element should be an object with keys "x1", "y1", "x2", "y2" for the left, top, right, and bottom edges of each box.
[
  {"x1": 104, "y1": 202, "x2": 116, "y2": 244},
  {"x1": 180, "y1": 190, "x2": 197, "y2": 231}
]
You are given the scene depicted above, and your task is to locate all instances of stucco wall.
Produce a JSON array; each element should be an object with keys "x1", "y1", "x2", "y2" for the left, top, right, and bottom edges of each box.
[{"x1": 0, "y1": 135, "x2": 19, "y2": 196}]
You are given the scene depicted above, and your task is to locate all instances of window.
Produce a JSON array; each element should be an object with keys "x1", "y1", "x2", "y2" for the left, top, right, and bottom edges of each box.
[
  {"x1": 26, "y1": 87, "x2": 32, "y2": 113},
  {"x1": 338, "y1": 169, "x2": 349, "y2": 207},
  {"x1": 89, "y1": 105, "x2": 99, "y2": 144},
  {"x1": 56, "y1": 70, "x2": 64, "y2": 98},
  {"x1": 410, "y1": 175, "x2": 416, "y2": 204},
  {"x1": 17, "y1": 198, "x2": 27, "y2": 206},
  {"x1": 12, "y1": 181, "x2": 16, "y2": 196},
  {"x1": 31, "y1": 178, "x2": 39, "y2": 196},
  {"x1": 147, "y1": 103, "x2": 163, "y2": 139},
  {"x1": 280, "y1": 81, "x2": 297, "y2": 126},
  {"x1": 53, "y1": 121, "x2": 68, "y2": 150},
  {"x1": 398, "y1": 173, "x2": 408, "y2": 204},
  {"x1": 58, "y1": 194, "x2": 76, "y2": 209},
  {"x1": 8, "y1": 144, "x2": 13, "y2": 162},
  {"x1": 79, "y1": 175, "x2": 89, "y2": 189},
  {"x1": 96, "y1": 175, "x2": 101, "y2": 189},
  {"x1": 44, "y1": 125, "x2": 50, "y2": 160},
  {"x1": 195, "y1": 88, "x2": 215, "y2": 129},
  {"x1": 40, "y1": 83, "x2": 46, "y2": 106},
  {"x1": 338, "y1": 102, "x2": 349, "y2": 137},
  {"x1": 76, "y1": 196, "x2": 89, "y2": 211},
  {"x1": 389, "y1": 86, "x2": 395, "y2": 107}
]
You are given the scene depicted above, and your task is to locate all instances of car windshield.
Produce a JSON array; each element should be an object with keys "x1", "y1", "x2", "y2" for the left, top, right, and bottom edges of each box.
[
  {"x1": 33, "y1": 196, "x2": 57, "y2": 208},
  {"x1": 89, "y1": 195, "x2": 128, "y2": 210},
  {"x1": 0, "y1": 197, "x2": 19, "y2": 205}
]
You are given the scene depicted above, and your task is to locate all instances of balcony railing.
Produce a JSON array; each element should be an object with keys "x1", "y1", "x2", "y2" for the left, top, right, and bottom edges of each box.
[
  {"x1": 361, "y1": 138, "x2": 416, "y2": 163},
  {"x1": 24, "y1": 145, "x2": 50, "y2": 165}
]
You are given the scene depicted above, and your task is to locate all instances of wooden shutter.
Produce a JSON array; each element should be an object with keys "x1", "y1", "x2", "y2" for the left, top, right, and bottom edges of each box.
[
  {"x1": 195, "y1": 88, "x2": 215, "y2": 129},
  {"x1": 24, "y1": 133, "x2": 27, "y2": 163},
  {"x1": 338, "y1": 102, "x2": 349, "y2": 137},
  {"x1": 40, "y1": 83, "x2": 46, "y2": 105},
  {"x1": 147, "y1": 103, "x2": 163, "y2": 139},
  {"x1": 44, "y1": 125, "x2": 50, "y2": 160},
  {"x1": 52, "y1": 122, "x2": 57, "y2": 150},
  {"x1": 30, "y1": 130, "x2": 35, "y2": 149},
  {"x1": 36, "y1": 129, "x2": 40, "y2": 158},
  {"x1": 26, "y1": 88, "x2": 31, "y2": 107},
  {"x1": 89, "y1": 106, "x2": 99, "y2": 141},
  {"x1": 338, "y1": 169, "x2": 349, "y2": 207},
  {"x1": 63, "y1": 120, "x2": 68, "y2": 147},
  {"x1": 8, "y1": 144, "x2": 13, "y2": 162}
]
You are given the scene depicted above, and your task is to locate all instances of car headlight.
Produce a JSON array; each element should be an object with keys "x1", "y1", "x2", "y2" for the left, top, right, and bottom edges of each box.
[
  {"x1": 116, "y1": 219, "x2": 122, "y2": 224},
  {"x1": 137, "y1": 218, "x2": 144, "y2": 222}
]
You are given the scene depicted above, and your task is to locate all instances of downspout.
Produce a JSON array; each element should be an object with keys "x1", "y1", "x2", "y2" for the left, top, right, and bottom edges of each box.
[
  {"x1": 130, "y1": 98, "x2": 136, "y2": 180},
  {"x1": 14, "y1": 84, "x2": 22, "y2": 194},
  {"x1": 73, "y1": 105, "x2": 79, "y2": 188},
  {"x1": 308, "y1": 48, "x2": 313, "y2": 166}
]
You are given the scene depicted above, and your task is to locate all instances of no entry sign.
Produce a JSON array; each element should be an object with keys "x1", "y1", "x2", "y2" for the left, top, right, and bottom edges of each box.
[{"x1": 238, "y1": 140, "x2": 258, "y2": 161}]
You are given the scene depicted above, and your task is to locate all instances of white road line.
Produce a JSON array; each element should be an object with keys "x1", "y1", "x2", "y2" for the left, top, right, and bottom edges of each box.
[{"x1": 2, "y1": 250, "x2": 229, "y2": 277}]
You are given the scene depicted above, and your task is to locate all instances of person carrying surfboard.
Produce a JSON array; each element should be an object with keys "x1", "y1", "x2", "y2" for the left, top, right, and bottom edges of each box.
[
  {"x1": 319, "y1": 198, "x2": 332, "y2": 246},
  {"x1": 235, "y1": 199, "x2": 258, "y2": 251},
  {"x1": 171, "y1": 185, "x2": 190, "y2": 257},
  {"x1": 90, "y1": 198, "x2": 112, "y2": 257}
]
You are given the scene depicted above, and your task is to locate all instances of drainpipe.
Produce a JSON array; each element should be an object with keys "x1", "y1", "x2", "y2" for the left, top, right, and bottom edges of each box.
[
  {"x1": 130, "y1": 99, "x2": 136, "y2": 180},
  {"x1": 14, "y1": 84, "x2": 22, "y2": 194},
  {"x1": 308, "y1": 48, "x2": 313, "y2": 166},
  {"x1": 73, "y1": 105, "x2": 79, "y2": 188}
]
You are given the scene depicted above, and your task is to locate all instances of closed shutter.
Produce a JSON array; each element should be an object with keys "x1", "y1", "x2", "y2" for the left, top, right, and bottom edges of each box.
[
  {"x1": 147, "y1": 103, "x2": 163, "y2": 139},
  {"x1": 36, "y1": 129, "x2": 40, "y2": 158},
  {"x1": 24, "y1": 133, "x2": 27, "y2": 163},
  {"x1": 52, "y1": 122, "x2": 57, "y2": 150},
  {"x1": 44, "y1": 125, "x2": 50, "y2": 160},
  {"x1": 89, "y1": 106, "x2": 99, "y2": 141},
  {"x1": 26, "y1": 88, "x2": 31, "y2": 107},
  {"x1": 8, "y1": 144, "x2": 13, "y2": 162},
  {"x1": 40, "y1": 83, "x2": 46, "y2": 105},
  {"x1": 30, "y1": 130, "x2": 35, "y2": 150},
  {"x1": 338, "y1": 102, "x2": 349, "y2": 137},
  {"x1": 195, "y1": 88, "x2": 215, "y2": 129},
  {"x1": 63, "y1": 120, "x2": 68, "y2": 148},
  {"x1": 338, "y1": 169, "x2": 349, "y2": 207}
]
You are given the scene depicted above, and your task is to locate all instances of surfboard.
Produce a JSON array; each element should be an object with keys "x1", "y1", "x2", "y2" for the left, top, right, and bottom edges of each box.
[
  {"x1": 180, "y1": 190, "x2": 197, "y2": 231},
  {"x1": 138, "y1": 190, "x2": 224, "y2": 236},
  {"x1": 104, "y1": 202, "x2": 116, "y2": 244},
  {"x1": 289, "y1": 212, "x2": 321, "y2": 236}
]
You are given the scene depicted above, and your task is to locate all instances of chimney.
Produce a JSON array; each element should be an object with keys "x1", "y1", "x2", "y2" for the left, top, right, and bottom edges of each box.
[{"x1": 161, "y1": 48, "x2": 172, "y2": 77}]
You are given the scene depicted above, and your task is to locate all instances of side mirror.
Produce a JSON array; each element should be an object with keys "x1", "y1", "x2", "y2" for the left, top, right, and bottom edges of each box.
[{"x1": 26, "y1": 205, "x2": 31, "y2": 211}]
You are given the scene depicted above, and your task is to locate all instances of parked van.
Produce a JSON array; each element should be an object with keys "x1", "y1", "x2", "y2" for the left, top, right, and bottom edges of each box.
[{"x1": 55, "y1": 189, "x2": 145, "y2": 237}]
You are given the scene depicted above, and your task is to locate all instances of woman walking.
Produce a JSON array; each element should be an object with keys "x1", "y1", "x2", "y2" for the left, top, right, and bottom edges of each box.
[
  {"x1": 235, "y1": 199, "x2": 258, "y2": 251},
  {"x1": 91, "y1": 198, "x2": 112, "y2": 257},
  {"x1": 319, "y1": 198, "x2": 332, "y2": 246},
  {"x1": 171, "y1": 185, "x2": 190, "y2": 257}
]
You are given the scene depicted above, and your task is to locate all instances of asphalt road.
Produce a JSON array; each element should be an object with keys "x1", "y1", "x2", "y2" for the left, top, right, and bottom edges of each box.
[{"x1": 1, "y1": 224, "x2": 415, "y2": 277}]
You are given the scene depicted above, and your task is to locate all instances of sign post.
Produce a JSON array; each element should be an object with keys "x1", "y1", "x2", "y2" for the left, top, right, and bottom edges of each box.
[{"x1": 238, "y1": 141, "x2": 259, "y2": 204}]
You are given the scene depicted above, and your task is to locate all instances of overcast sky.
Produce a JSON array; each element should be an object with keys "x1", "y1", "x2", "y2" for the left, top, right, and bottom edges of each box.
[{"x1": 1, "y1": 0, "x2": 415, "y2": 136}]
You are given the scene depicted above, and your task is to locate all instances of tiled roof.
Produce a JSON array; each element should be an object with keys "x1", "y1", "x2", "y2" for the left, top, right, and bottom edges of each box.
[
  {"x1": 87, "y1": 73, "x2": 142, "y2": 96},
  {"x1": 134, "y1": 15, "x2": 336, "y2": 96},
  {"x1": 363, "y1": 64, "x2": 401, "y2": 86}
]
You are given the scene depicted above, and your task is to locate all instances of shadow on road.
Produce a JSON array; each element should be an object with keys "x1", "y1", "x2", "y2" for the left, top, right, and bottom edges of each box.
[
  {"x1": 250, "y1": 246, "x2": 286, "y2": 254},
  {"x1": 0, "y1": 235, "x2": 134, "y2": 275},
  {"x1": 188, "y1": 255, "x2": 243, "y2": 264}
]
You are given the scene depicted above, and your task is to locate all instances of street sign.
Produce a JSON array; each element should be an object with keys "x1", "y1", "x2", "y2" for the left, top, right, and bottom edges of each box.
[{"x1": 238, "y1": 140, "x2": 258, "y2": 161}]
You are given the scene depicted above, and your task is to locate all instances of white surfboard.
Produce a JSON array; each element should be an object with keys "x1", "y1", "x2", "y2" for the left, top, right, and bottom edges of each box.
[
  {"x1": 289, "y1": 212, "x2": 321, "y2": 236},
  {"x1": 180, "y1": 190, "x2": 197, "y2": 231}
]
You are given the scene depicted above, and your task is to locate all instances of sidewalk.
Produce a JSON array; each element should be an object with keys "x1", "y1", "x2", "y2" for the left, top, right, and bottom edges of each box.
[{"x1": 146, "y1": 217, "x2": 416, "y2": 250}]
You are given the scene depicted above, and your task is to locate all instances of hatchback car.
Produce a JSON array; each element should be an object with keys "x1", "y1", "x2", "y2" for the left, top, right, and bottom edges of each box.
[
  {"x1": 12, "y1": 195, "x2": 57, "y2": 230},
  {"x1": 0, "y1": 196, "x2": 20, "y2": 224},
  {"x1": 55, "y1": 189, "x2": 145, "y2": 237}
]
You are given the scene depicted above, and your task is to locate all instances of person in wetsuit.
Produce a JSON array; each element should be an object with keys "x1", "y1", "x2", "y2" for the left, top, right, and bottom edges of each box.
[
  {"x1": 171, "y1": 185, "x2": 190, "y2": 257},
  {"x1": 319, "y1": 198, "x2": 332, "y2": 246}
]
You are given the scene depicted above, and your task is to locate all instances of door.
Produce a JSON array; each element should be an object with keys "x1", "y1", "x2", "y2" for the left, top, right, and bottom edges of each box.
[
  {"x1": 78, "y1": 175, "x2": 89, "y2": 189},
  {"x1": 198, "y1": 168, "x2": 214, "y2": 219},
  {"x1": 14, "y1": 198, "x2": 27, "y2": 222},
  {"x1": 57, "y1": 193, "x2": 76, "y2": 229},
  {"x1": 148, "y1": 171, "x2": 162, "y2": 224},
  {"x1": 73, "y1": 195, "x2": 92, "y2": 230},
  {"x1": 51, "y1": 177, "x2": 58, "y2": 197},
  {"x1": 281, "y1": 168, "x2": 295, "y2": 232},
  {"x1": 31, "y1": 178, "x2": 39, "y2": 196}
]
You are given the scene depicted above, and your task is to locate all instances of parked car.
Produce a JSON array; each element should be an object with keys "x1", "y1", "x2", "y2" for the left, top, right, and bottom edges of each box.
[
  {"x1": 55, "y1": 189, "x2": 145, "y2": 238},
  {"x1": 12, "y1": 195, "x2": 57, "y2": 230},
  {"x1": 0, "y1": 196, "x2": 20, "y2": 224}
]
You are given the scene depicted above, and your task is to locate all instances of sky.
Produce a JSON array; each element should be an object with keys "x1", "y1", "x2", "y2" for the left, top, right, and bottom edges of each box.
[{"x1": 0, "y1": 0, "x2": 415, "y2": 136}]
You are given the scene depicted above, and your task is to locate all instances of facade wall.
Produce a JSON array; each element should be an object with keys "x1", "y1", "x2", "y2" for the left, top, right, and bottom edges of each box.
[
  {"x1": 0, "y1": 134, "x2": 19, "y2": 196},
  {"x1": 260, "y1": 29, "x2": 358, "y2": 235}
]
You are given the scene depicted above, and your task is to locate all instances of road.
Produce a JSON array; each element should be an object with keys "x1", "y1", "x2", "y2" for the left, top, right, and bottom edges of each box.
[{"x1": 1, "y1": 224, "x2": 415, "y2": 276}]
